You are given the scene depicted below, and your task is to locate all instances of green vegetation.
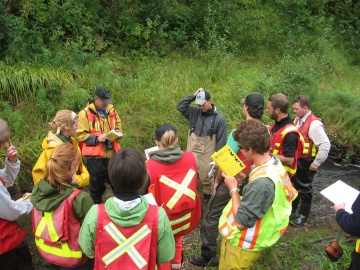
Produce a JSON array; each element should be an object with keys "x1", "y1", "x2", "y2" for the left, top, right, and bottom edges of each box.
[{"x1": 0, "y1": 1, "x2": 359, "y2": 267}]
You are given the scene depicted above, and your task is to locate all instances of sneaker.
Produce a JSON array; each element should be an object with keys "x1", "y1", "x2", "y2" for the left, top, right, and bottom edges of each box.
[
  {"x1": 190, "y1": 254, "x2": 218, "y2": 267},
  {"x1": 290, "y1": 214, "x2": 308, "y2": 226}
]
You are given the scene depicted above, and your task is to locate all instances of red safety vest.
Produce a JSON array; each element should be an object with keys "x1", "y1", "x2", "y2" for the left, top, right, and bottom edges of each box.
[
  {"x1": 0, "y1": 177, "x2": 27, "y2": 255},
  {"x1": 294, "y1": 114, "x2": 321, "y2": 159},
  {"x1": 270, "y1": 123, "x2": 304, "y2": 177},
  {"x1": 0, "y1": 219, "x2": 27, "y2": 255},
  {"x1": 32, "y1": 189, "x2": 89, "y2": 268},
  {"x1": 146, "y1": 152, "x2": 201, "y2": 237},
  {"x1": 80, "y1": 108, "x2": 120, "y2": 156},
  {"x1": 94, "y1": 204, "x2": 158, "y2": 270}
]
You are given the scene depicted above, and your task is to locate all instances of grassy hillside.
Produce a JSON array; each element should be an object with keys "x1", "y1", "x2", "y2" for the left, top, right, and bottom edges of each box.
[{"x1": 0, "y1": 50, "x2": 359, "y2": 185}]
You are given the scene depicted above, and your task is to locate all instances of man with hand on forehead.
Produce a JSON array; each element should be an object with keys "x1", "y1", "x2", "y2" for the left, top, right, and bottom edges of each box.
[{"x1": 177, "y1": 88, "x2": 227, "y2": 203}]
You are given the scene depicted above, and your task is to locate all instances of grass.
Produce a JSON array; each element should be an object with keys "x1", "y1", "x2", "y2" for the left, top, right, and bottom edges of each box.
[{"x1": 0, "y1": 50, "x2": 360, "y2": 183}]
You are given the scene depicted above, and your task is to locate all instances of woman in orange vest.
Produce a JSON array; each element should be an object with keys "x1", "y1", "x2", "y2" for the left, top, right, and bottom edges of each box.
[
  {"x1": 31, "y1": 143, "x2": 94, "y2": 269},
  {"x1": 146, "y1": 124, "x2": 201, "y2": 269}
]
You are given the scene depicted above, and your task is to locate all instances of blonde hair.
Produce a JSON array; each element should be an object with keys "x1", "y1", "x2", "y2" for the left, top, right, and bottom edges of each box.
[
  {"x1": 159, "y1": 130, "x2": 178, "y2": 148},
  {"x1": 49, "y1": 110, "x2": 78, "y2": 135},
  {"x1": 45, "y1": 143, "x2": 80, "y2": 190}
]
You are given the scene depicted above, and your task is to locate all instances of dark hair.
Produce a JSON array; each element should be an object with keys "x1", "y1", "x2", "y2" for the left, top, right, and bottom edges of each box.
[
  {"x1": 268, "y1": 93, "x2": 289, "y2": 113},
  {"x1": 108, "y1": 148, "x2": 147, "y2": 193},
  {"x1": 247, "y1": 106, "x2": 264, "y2": 120},
  {"x1": 293, "y1": 95, "x2": 310, "y2": 109},
  {"x1": 233, "y1": 119, "x2": 270, "y2": 154}
]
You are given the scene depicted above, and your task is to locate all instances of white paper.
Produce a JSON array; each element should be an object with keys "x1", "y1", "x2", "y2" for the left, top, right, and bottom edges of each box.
[
  {"x1": 320, "y1": 180, "x2": 359, "y2": 214},
  {"x1": 144, "y1": 146, "x2": 159, "y2": 160}
]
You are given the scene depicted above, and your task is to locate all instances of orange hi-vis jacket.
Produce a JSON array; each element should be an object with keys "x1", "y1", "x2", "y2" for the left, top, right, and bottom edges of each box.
[
  {"x1": 94, "y1": 204, "x2": 158, "y2": 270},
  {"x1": 269, "y1": 123, "x2": 304, "y2": 177},
  {"x1": 294, "y1": 114, "x2": 321, "y2": 159},
  {"x1": 32, "y1": 189, "x2": 89, "y2": 268},
  {"x1": 81, "y1": 108, "x2": 120, "y2": 156},
  {"x1": 146, "y1": 151, "x2": 201, "y2": 237}
]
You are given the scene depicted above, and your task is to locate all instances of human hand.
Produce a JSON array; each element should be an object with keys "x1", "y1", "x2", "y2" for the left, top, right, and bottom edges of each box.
[
  {"x1": 334, "y1": 202, "x2": 346, "y2": 213},
  {"x1": 71, "y1": 175, "x2": 77, "y2": 184},
  {"x1": 212, "y1": 181, "x2": 219, "y2": 196},
  {"x1": 193, "y1": 88, "x2": 204, "y2": 96},
  {"x1": 222, "y1": 172, "x2": 238, "y2": 190},
  {"x1": 235, "y1": 172, "x2": 245, "y2": 186},
  {"x1": 309, "y1": 163, "x2": 318, "y2": 171},
  {"x1": 6, "y1": 139, "x2": 18, "y2": 163},
  {"x1": 98, "y1": 134, "x2": 107, "y2": 142}
]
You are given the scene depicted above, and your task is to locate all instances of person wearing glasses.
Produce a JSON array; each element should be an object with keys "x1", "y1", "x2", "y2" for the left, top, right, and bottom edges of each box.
[
  {"x1": 177, "y1": 88, "x2": 227, "y2": 204},
  {"x1": 76, "y1": 86, "x2": 123, "y2": 204}
]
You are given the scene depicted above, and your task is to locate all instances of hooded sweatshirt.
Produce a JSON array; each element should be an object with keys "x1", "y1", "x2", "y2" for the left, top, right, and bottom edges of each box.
[
  {"x1": 78, "y1": 197, "x2": 175, "y2": 263},
  {"x1": 31, "y1": 180, "x2": 93, "y2": 223},
  {"x1": 32, "y1": 131, "x2": 90, "y2": 187}
]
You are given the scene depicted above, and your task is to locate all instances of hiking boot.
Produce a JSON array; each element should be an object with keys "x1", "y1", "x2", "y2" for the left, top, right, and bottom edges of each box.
[
  {"x1": 190, "y1": 254, "x2": 218, "y2": 267},
  {"x1": 290, "y1": 214, "x2": 308, "y2": 226}
]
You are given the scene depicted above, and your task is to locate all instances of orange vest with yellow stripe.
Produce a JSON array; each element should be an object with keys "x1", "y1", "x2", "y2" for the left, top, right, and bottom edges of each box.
[
  {"x1": 32, "y1": 189, "x2": 89, "y2": 267},
  {"x1": 294, "y1": 114, "x2": 321, "y2": 159},
  {"x1": 81, "y1": 108, "x2": 120, "y2": 156},
  {"x1": 94, "y1": 204, "x2": 158, "y2": 270},
  {"x1": 270, "y1": 123, "x2": 304, "y2": 177},
  {"x1": 146, "y1": 151, "x2": 201, "y2": 237}
]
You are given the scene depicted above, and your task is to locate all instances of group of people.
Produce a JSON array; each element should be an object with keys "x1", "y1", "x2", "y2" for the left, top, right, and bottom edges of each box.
[{"x1": 0, "y1": 85, "x2": 359, "y2": 270}]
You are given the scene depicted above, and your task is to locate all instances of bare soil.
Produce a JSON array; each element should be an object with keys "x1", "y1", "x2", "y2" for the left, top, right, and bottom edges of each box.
[{"x1": 14, "y1": 160, "x2": 360, "y2": 270}]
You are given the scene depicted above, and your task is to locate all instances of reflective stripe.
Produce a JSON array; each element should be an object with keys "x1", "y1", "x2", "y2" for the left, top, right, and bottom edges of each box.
[
  {"x1": 102, "y1": 222, "x2": 151, "y2": 268},
  {"x1": 170, "y1": 213, "x2": 191, "y2": 234},
  {"x1": 160, "y1": 169, "x2": 196, "y2": 210},
  {"x1": 172, "y1": 223, "x2": 190, "y2": 235},
  {"x1": 35, "y1": 238, "x2": 83, "y2": 258},
  {"x1": 356, "y1": 238, "x2": 360, "y2": 254},
  {"x1": 35, "y1": 211, "x2": 59, "y2": 242},
  {"x1": 238, "y1": 219, "x2": 262, "y2": 249}
]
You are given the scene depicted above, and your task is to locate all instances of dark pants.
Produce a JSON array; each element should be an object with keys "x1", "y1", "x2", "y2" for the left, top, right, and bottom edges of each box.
[
  {"x1": 0, "y1": 241, "x2": 33, "y2": 270},
  {"x1": 200, "y1": 181, "x2": 230, "y2": 259},
  {"x1": 87, "y1": 158, "x2": 111, "y2": 204},
  {"x1": 291, "y1": 158, "x2": 316, "y2": 217}
]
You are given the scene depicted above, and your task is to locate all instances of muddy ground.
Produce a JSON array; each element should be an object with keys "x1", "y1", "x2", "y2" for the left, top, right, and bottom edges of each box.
[{"x1": 14, "y1": 160, "x2": 360, "y2": 270}]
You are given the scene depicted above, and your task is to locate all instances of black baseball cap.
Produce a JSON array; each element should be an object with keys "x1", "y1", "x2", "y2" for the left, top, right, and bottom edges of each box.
[
  {"x1": 241, "y1": 92, "x2": 264, "y2": 108},
  {"x1": 95, "y1": 86, "x2": 112, "y2": 105},
  {"x1": 155, "y1": 124, "x2": 177, "y2": 141}
]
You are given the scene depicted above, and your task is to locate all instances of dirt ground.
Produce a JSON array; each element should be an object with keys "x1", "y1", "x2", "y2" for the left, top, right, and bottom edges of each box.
[{"x1": 14, "y1": 161, "x2": 360, "y2": 270}]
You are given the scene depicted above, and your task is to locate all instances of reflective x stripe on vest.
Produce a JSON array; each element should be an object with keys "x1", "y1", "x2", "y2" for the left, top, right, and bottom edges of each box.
[
  {"x1": 159, "y1": 169, "x2": 196, "y2": 210},
  {"x1": 102, "y1": 222, "x2": 151, "y2": 268}
]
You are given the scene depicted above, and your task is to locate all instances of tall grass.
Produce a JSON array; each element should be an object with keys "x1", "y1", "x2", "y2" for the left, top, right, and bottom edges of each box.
[{"x1": 0, "y1": 49, "x2": 359, "y2": 185}]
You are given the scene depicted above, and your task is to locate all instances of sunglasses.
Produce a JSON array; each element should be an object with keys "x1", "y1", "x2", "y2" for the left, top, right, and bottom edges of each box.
[{"x1": 237, "y1": 144, "x2": 243, "y2": 151}]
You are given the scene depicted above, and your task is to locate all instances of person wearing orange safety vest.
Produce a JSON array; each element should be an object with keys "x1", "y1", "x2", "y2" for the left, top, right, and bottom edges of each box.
[
  {"x1": 267, "y1": 93, "x2": 304, "y2": 178},
  {"x1": 218, "y1": 120, "x2": 296, "y2": 269},
  {"x1": 334, "y1": 193, "x2": 360, "y2": 269},
  {"x1": 191, "y1": 92, "x2": 264, "y2": 267},
  {"x1": 290, "y1": 95, "x2": 330, "y2": 226},
  {"x1": 0, "y1": 119, "x2": 33, "y2": 270},
  {"x1": 79, "y1": 148, "x2": 175, "y2": 270},
  {"x1": 76, "y1": 86, "x2": 123, "y2": 204},
  {"x1": 31, "y1": 143, "x2": 94, "y2": 269},
  {"x1": 146, "y1": 124, "x2": 201, "y2": 269}
]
